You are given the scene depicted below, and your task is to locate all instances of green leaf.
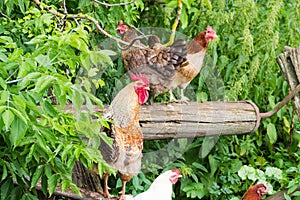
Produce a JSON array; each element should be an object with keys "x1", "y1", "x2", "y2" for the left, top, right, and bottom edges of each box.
[
  {"x1": 0, "y1": 52, "x2": 8, "y2": 62},
  {"x1": 19, "y1": 72, "x2": 42, "y2": 89},
  {"x1": 180, "y1": 7, "x2": 188, "y2": 29},
  {"x1": 42, "y1": 101, "x2": 57, "y2": 117},
  {"x1": 199, "y1": 137, "x2": 217, "y2": 158},
  {"x1": 209, "y1": 155, "x2": 219, "y2": 176},
  {"x1": 61, "y1": 180, "x2": 70, "y2": 192},
  {"x1": 292, "y1": 191, "x2": 300, "y2": 197},
  {"x1": 192, "y1": 162, "x2": 208, "y2": 173},
  {"x1": 31, "y1": 166, "x2": 44, "y2": 189},
  {"x1": 72, "y1": 89, "x2": 83, "y2": 111},
  {"x1": 48, "y1": 174, "x2": 59, "y2": 196},
  {"x1": 0, "y1": 90, "x2": 9, "y2": 105},
  {"x1": 35, "y1": 54, "x2": 50, "y2": 67},
  {"x1": 10, "y1": 118, "x2": 27, "y2": 147},
  {"x1": 34, "y1": 75, "x2": 55, "y2": 94},
  {"x1": 18, "y1": 0, "x2": 25, "y2": 13},
  {"x1": 0, "y1": 77, "x2": 7, "y2": 90},
  {"x1": 88, "y1": 68, "x2": 99, "y2": 78},
  {"x1": 1, "y1": 179, "x2": 13, "y2": 200},
  {"x1": 10, "y1": 107, "x2": 28, "y2": 125},
  {"x1": 1, "y1": 164, "x2": 7, "y2": 181},
  {"x1": 267, "y1": 123, "x2": 277, "y2": 144},
  {"x1": 284, "y1": 193, "x2": 292, "y2": 200},
  {"x1": 2, "y1": 109, "x2": 14, "y2": 130}
]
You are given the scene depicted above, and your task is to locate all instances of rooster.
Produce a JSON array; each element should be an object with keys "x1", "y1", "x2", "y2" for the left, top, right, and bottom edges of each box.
[
  {"x1": 117, "y1": 20, "x2": 187, "y2": 104},
  {"x1": 242, "y1": 183, "x2": 269, "y2": 200},
  {"x1": 99, "y1": 74, "x2": 149, "y2": 200},
  {"x1": 133, "y1": 169, "x2": 182, "y2": 200},
  {"x1": 117, "y1": 21, "x2": 217, "y2": 102}
]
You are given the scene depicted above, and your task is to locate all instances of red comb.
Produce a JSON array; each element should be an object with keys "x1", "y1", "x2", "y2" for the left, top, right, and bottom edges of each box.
[
  {"x1": 118, "y1": 20, "x2": 124, "y2": 26},
  {"x1": 129, "y1": 73, "x2": 149, "y2": 85},
  {"x1": 172, "y1": 168, "x2": 181, "y2": 175},
  {"x1": 206, "y1": 26, "x2": 214, "y2": 31}
]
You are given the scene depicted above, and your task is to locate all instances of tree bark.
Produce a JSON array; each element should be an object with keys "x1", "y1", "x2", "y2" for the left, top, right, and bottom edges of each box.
[{"x1": 277, "y1": 46, "x2": 300, "y2": 118}]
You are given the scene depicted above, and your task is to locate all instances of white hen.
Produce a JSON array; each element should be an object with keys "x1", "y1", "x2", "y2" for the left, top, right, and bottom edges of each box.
[{"x1": 134, "y1": 169, "x2": 182, "y2": 200}]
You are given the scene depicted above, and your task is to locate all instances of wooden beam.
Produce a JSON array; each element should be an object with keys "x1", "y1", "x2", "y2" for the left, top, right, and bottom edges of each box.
[{"x1": 65, "y1": 100, "x2": 260, "y2": 140}]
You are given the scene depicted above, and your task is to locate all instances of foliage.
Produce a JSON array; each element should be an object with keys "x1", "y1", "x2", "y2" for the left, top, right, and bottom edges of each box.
[
  {"x1": 0, "y1": 0, "x2": 299, "y2": 199},
  {"x1": 0, "y1": 1, "x2": 119, "y2": 198}
]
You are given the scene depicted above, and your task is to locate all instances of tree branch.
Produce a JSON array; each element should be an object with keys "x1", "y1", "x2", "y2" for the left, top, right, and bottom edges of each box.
[
  {"x1": 0, "y1": 10, "x2": 11, "y2": 19},
  {"x1": 30, "y1": 0, "x2": 145, "y2": 49},
  {"x1": 92, "y1": 0, "x2": 136, "y2": 7},
  {"x1": 260, "y1": 83, "x2": 300, "y2": 118},
  {"x1": 164, "y1": 0, "x2": 182, "y2": 46}
]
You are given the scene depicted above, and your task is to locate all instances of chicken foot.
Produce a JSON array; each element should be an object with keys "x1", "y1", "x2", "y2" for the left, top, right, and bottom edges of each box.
[
  {"x1": 179, "y1": 88, "x2": 190, "y2": 103},
  {"x1": 118, "y1": 180, "x2": 128, "y2": 200},
  {"x1": 169, "y1": 89, "x2": 189, "y2": 103},
  {"x1": 169, "y1": 90, "x2": 177, "y2": 102}
]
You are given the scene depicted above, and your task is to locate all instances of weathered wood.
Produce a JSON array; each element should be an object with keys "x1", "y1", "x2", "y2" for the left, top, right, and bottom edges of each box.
[
  {"x1": 139, "y1": 101, "x2": 259, "y2": 139},
  {"x1": 277, "y1": 46, "x2": 300, "y2": 118},
  {"x1": 65, "y1": 101, "x2": 260, "y2": 140}
]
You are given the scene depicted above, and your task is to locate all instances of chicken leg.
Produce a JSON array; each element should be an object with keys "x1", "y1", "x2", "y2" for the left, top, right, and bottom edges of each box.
[
  {"x1": 103, "y1": 173, "x2": 111, "y2": 198},
  {"x1": 179, "y1": 88, "x2": 189, "y2": 103},
  {"x1": 169, "y1": 90, "x2": 177, "y2": 102},
  {"x1": 169, "y1": 89, "x2": 189, "y2": 103},
  {"x1": 119, "y1": 180, "x2": 127, "y2": 200}
]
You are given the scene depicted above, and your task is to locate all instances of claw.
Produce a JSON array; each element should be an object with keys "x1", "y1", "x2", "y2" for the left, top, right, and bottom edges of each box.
[{"x1": 169, "y1": 90, "x2": 177, "y2": 102}]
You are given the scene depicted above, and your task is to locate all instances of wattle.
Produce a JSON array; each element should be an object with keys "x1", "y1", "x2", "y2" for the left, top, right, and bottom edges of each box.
[{"x1": 138, "y1": 90, "x2": 149, "y2": 104}]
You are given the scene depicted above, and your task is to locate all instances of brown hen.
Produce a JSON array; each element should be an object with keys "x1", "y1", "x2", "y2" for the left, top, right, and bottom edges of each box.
[
  {"x1": 117, "y1": 20, "x2": 187, "y2": 104},
  {"x1": 243, "y1": 183, "x2": 269, "y2": 200},
  {"x1": 117, "y1": 21, "x2": 217, "y2": 103}
]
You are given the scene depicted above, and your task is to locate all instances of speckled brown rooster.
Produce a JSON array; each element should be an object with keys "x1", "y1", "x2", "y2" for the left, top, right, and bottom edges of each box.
[{"x1": 99, "y1": 74, "x2": 149, "y2": 200}]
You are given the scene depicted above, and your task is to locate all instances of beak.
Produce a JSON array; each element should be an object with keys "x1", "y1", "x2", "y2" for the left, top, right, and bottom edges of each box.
[
  {"x1": 144, "y1": 86, "x2": 150, "y2": 90},
  {"x1": 178, "y1": 175, "x2": 182, "y2": 178}
]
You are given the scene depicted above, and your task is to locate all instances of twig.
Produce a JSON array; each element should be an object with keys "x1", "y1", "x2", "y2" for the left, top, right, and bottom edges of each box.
[
  {"x1": 260, "y1": 84, "x2": 300, "y2": 118},
  {"x1": 30, "y1": 0, "x2": 145, "y2": 49},
  {"x1": 63, "y1": 0, "x2": 67, "y2": 14},
  {"x1": 0, "y1": 10, "x2": 11, "y2": 20},
  {"x1": 117, "y1": 34, "x2": 153, "y2": 50},
  {"x1": 164, "y1": 0, "x2": 182, "y2": 46},
  {"x1": 92, "y1": 0, "x2": 136, "y2": 7}
]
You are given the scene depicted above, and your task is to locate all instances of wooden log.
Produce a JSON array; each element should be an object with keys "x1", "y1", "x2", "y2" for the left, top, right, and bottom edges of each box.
[
  {"x1": 139, "y1": 101, "x2": 259, "y2": 139},
  {"x1": 277, "y1": 46, "x2": 300, "y2": 118},
  {"x1": 64, "y1": 100, "x2": 260, "y2": 140}
]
